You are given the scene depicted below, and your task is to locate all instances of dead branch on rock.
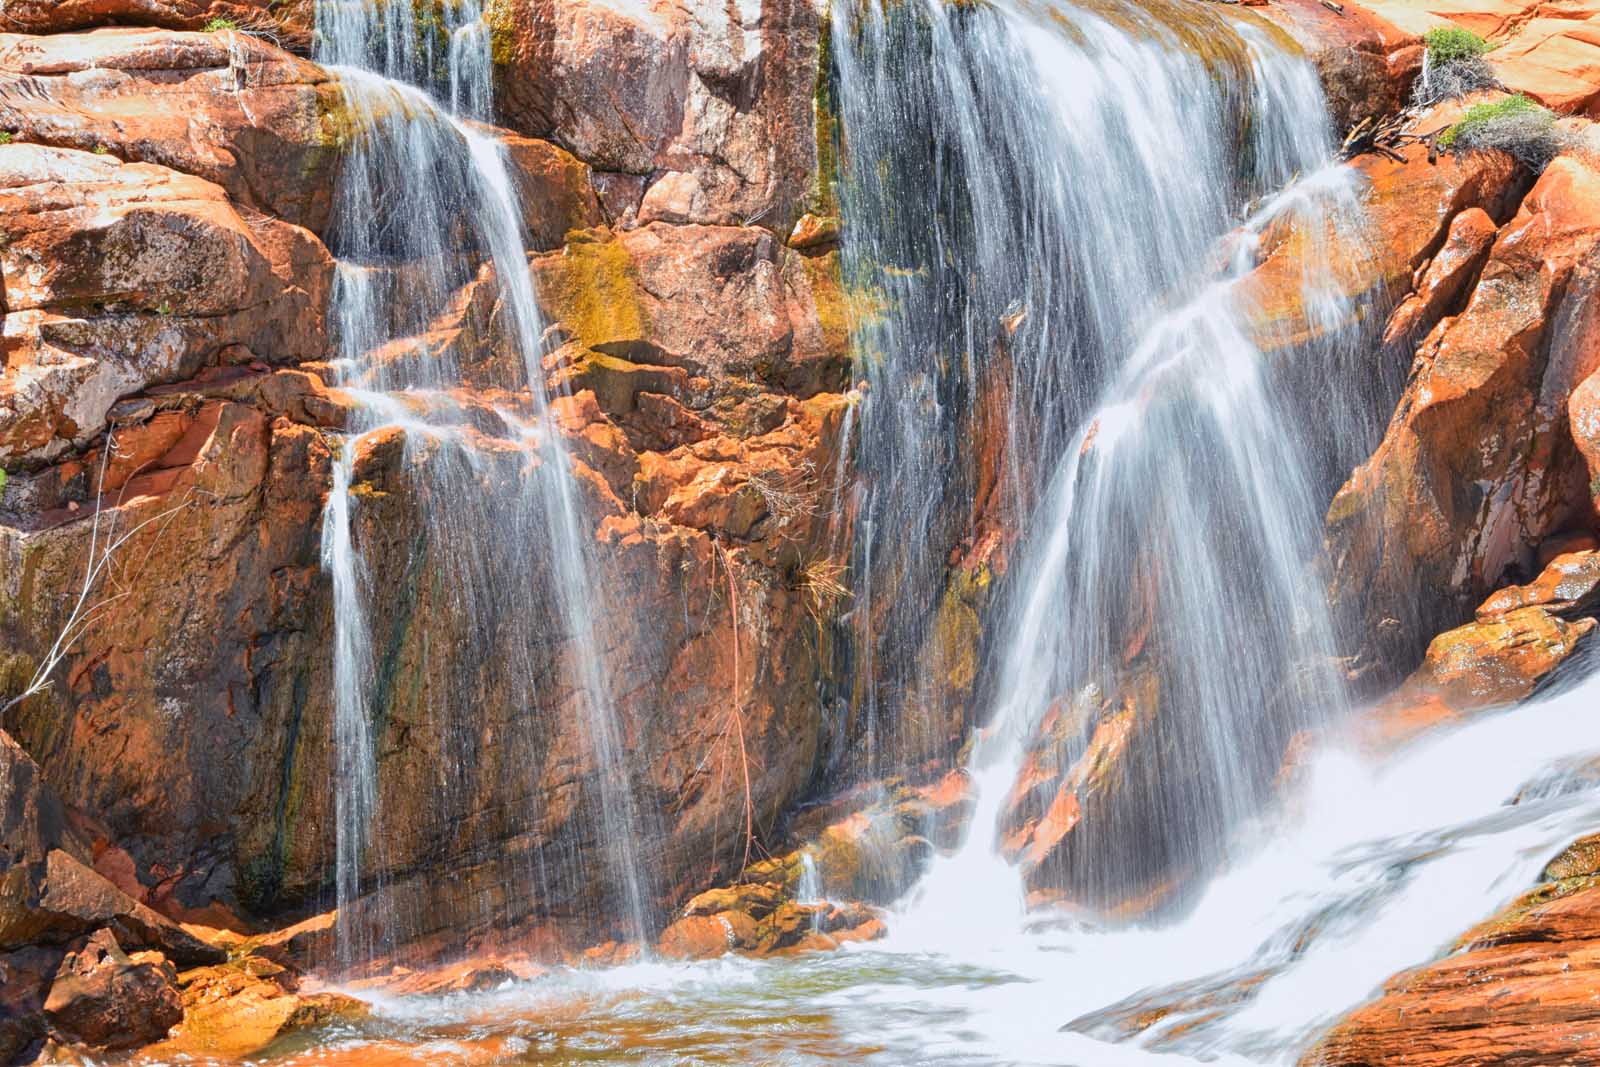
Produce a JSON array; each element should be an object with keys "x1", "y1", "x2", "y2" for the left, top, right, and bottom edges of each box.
[
  {"x1": 800, "y1": 558, "x2": 850, "y2": 628},
  {"x1": 690, "y1": 539, "x2": 760, "y2": 876},
  {"x1": 0, "y1": 430, "x2": 193, "y2": 716},
  {"x1": 747, "y1": 460, "x2": 821, "y2": 541},
  {"x1": 1340, "y1": 109, "x2": 1444, "y2": 163}
]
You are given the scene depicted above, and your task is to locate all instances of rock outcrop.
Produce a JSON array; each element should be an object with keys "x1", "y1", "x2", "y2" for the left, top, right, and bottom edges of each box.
[
  {"x1": 1328, "y1": 150, "x2": 1600, "y2": 692},
  {"x1": 0, "y1": 0, "x2": 852, "y2": 1003},
  {"x1": 1304, "y1": 842, "x2": 1600, "y2": 1067}
]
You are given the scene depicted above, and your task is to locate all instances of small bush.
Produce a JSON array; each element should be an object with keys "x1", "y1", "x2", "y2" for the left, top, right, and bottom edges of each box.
[
  {"x1": 0, "y1": 132, "x2": 12, "y2": 145},
  {"x1": 1440, "y1": 94, "x2": 1570, "y2": 170},
  {"x1": 204, "y1": 16, "x2": 239, "y2": 31},
  {"x1": 1414, "y1": 27, "x2": 1498, "y2": 104},
  {"x1": 1424, "y1": 26, "x2": 1490, "y2": 64}
]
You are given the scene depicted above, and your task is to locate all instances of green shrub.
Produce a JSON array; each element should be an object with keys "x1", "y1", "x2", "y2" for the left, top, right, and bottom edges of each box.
[
  {"x1": 204, "y1": 16, "x2": 240, "y2": 31},
  {"x1": 0, "y1": 132, "x2": 12, "y2": 145},
  {"x1": 1440, "y1": 94, "x2": 1569, "y2": 169},
  {"x1": 1424, "y1": 26, "x2": 1490, "y2": 64}
]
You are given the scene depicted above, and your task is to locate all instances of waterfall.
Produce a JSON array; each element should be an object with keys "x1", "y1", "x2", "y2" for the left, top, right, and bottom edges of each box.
[
  {"x1": 313, "y1": 0, "x2": 651, "y2": 966},
  {"x1": 835, "y1": 0, "x2": 1381, "y2": 915}
]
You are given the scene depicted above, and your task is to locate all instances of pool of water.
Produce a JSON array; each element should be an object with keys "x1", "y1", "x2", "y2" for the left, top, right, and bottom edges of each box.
[{"x1": 132, "y1": 669, "x2": 1600, "y2": 1067}]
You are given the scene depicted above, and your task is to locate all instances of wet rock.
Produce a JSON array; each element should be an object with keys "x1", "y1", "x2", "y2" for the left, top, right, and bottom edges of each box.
[
  {"x1": 487, "y1": 0, "x2": 828, "y2": 231},
  {"x1": 1327, "y1": 152, "x2": 1600, "y2": 692},
  {"x1": 1343, "y1": 606, "x2": 1594, "y2": 753},
  {"x1": 1303, "y1": 865, "x2": 1600, "y2": 1066},
  {"x1": 150, "y1": 955, "x2": 367, "y2": 1059},
  {"x1": 1241, "y1": 103, "x2": 1520, "y2": 354},
  {"x1": 0, "y1": 28, "x2": 344, "y2": 232},
  {"x1": 491, "y1": 128, "x2": 606, "y2": 251},
  {"x1": 1257, "y1": 0, "x2": 1419, "y2": 132},
  {"x1": 42, "y1": 928, "x2": 183, "y2": 1050},
  {"x1": 1476, "y1": 549, "x2": 1600, "y2": 620},
  {"x1": 0, "y1": 145, "x2": 333, "y2": 467},
  {"x1": 2, "y1": 408, "x2": 336, "y2": 930}
]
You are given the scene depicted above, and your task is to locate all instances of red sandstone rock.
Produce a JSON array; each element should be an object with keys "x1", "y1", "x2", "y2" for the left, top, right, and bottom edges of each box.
[
  {"x1": 1351, "y1": 0, "x2": 1600, "y2": 114},
  {"x1": 42, "y1": 928, "x2": 183, "y2": 1050},
  {"x1": 0, "y1": 28, "x2": 344, "y2": 232},
  {"x1": 0, "y1": 0, "x2": 313, "y2": 47},
  {"x1": 1327, "y1": 152, "x2": 1600, "y2": 690},
  {"x1": 0, "y1": 145, "x2": 332, "y2": 467},
  {"x1": 149, "y1": 956, "x2": 367, "y2": 1059},
  {"x1": 1303, "y1": 871, "x2": 1600, "y2": 1066},
  {"x1": 488, "y1": 0, "x2": 827, "y2": 230}
]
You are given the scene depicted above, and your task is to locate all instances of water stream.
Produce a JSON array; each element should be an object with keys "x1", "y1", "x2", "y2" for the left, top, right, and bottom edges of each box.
[
  {"x1": 233, "y1": 0, "x2": 1600, "y2": 1057},
  {"x1": 314, "y1": 0, "x2": 650, "y2": 965}
]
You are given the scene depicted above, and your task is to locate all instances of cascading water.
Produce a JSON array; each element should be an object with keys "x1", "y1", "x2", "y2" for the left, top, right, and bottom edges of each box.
[
  {"x1": 129, "y1": 0, "x2": 1600, "y2": 1061},
  {"x1": 836, "y1": 0, "x2": 1380, "y2": 916},
  {"x1": 313, "y1": 0, "x2": 651, "y2": 966}
]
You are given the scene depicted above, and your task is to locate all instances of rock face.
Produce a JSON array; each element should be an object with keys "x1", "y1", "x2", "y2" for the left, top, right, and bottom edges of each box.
[
  {"x1": 0, "y1": 143, "x2": 333, "y2": 467},
  {"x1": 0, "y1": 0, "x2": 851, "y2": 997},
  {"x1": 486, "y1": 0, "x2": 829, "y2": 231},
  {"x1": 1304, "y1": 849, "x2": 1600, "y2": 1067},
  {"x1": 1327, "y1": 152, "x2": 1600, "y2": 692},
  {"x1": 0, "y1": 0, "x2": 1595, "y2": 1059},
  {"x1": 0, "y1": 1, "x2": 314, "y2": 48},
  {"x1": 0, "y1": 29, "x2": 346, "y2": 232},
  {"x1": 1349, "y1": 0, "x2": 1600, "y2": 114}
]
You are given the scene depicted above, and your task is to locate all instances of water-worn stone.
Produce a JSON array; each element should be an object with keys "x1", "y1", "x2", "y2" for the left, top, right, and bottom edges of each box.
[
  {"x1": 1303, "y1": 865, "x2": 1600, "y2": 1066},
  {"x1": 0, "y1": 145, "x2": 332, "y2": 468},
  {"x1": 1327, "y1": 153, "x2": 1600, "y2": 691},
  {"x1": 0, "y1": 28, "x2": 345, "y2": 232}
]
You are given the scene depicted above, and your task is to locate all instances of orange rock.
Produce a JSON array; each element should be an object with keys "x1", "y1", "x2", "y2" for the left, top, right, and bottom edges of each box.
[
  {"x1": 0, "y1": 145, "x2": 332, "y2": 467},
  {"x1": 1476, "y1": 550, "x2": 1600, "y2": 619},
  {"x1": 1346, "y1": 607, "x2": 1594, "y2": 753},
  {"x1": 43, "y1": 928, "x2": 182, "y2": 1051},
  {"x1": 0, "y1": 0, "x2": 312, "y2": 46},
  {"x1": 0, "y1": 28, "x2": 343, "y2": 231},
  {"x1": 1327, "y1": 153, "x2": 1600, "y2": 690},
  {"x1": 490, "y1": 0, "x2": 824, "y2": 230},
  {"x1": 1303, "y1": 871, "x2": 1600, "y2": 1066}
]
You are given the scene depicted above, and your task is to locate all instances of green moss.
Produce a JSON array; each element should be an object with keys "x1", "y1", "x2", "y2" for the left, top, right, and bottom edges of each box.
[
  {"x1": 204, "y1": 16, "x2": 240, "y2": 31},
  {"x1": 484, "y1": 0, "x2": 517, "y2": 66},
  {"x1": 1424, "y1": 25, "x2": 1490, "y2": 64},
  {"x1": 931, "y1": 563, "x2": 990, "y2": 692},
  {"x1": 809, "y1": 10, "x2": 841, "y2": 219},
  {"x1": 540, "y1": 235, "x2": 648, "y2": 350},
  {"x1": 1438, "y1": 93, "x2": 1548, "y2": 151}
]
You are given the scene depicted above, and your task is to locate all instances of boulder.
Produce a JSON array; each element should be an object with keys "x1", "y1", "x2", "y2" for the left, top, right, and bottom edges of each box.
[
  {"x1": 487, "y1": 0, "x2": 828, "y2": 230},
  {"x1": 1327, "y1": 153, "x2": 1600, "y2": 691},
  {"x1": 148, "y1": 956, "x2": 367, "y2": 1059},
  {"x1": 0, "y1": 145, "x2": 332, "y2": 468},
  {"x1": 42, "y1": 928, "x2": 183, "y2": 1051},
  {"x1": 0, "y1": 28, "x2": 344, "y2": 232}
]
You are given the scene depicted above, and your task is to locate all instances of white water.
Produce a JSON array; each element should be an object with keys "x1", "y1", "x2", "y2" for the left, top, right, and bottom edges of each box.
[
  {"x1": 313, "y1": 1, "x2": 650, "y2": 965},
  {"x1": 266, "y1": 668, "x2": 1600, "y2": 1065}
]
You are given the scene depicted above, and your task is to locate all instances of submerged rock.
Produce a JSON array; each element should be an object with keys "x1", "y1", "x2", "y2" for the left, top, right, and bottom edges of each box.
[{"x1": 1303, "y1": 859, "x2": 1600, "y2": 1066}]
